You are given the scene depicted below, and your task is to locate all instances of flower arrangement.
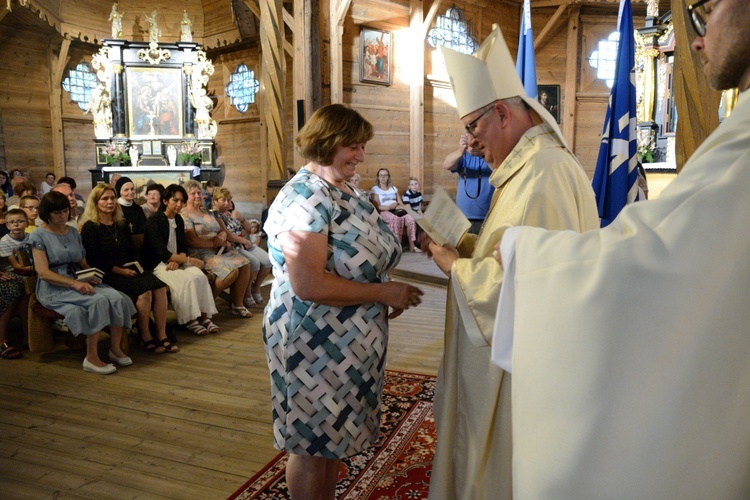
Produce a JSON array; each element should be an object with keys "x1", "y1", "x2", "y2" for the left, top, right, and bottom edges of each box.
[
  {"x1": 637, "y1": 129, "x2": 656, "y2": 163},
  {"x1": 103, "y1": 141, "x2": 131, "y2": 166},
  {"x1": 178, "y1": 140, "x2": 203, "y2": 165}
]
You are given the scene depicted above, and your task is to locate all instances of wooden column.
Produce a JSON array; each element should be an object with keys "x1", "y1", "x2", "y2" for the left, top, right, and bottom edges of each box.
[
  {"x1": 48, "y1": 37, "x2": 70, "y2": 177},
  {"x1": 293, "y1": 0, "x2": 313, "y2": 167},
  {"x1": 260, "y1": 0, "x2": 287, "y2": 180},
  {"x1": 671, "y1": 0, "x2": 720, "y2": 171},
  {"x1": 409, "y1": 0, "x2": 425, "y2": 181},
  {"x1": 329, "y1": 0, "x2": 352, "y2": 104},
  {"x1": 563, "y1": 5, "x2": 580, "y2": 149}
]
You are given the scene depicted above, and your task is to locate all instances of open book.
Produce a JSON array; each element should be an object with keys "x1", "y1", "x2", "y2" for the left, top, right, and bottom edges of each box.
[
  {"x1": 75, "y1": 267, "x2": 104, "y2": 282},
  {"x1": 407, "y1": 186, "x2": 471, "y2": 247}
]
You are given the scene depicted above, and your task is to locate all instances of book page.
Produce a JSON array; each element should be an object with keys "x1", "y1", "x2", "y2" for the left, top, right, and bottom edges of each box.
[{"x1": 416, "y1": 187, "x2": 471, "y2": 248}]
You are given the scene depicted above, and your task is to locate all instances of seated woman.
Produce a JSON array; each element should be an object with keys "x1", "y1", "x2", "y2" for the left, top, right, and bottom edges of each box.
[
  {"x1": 369, "y1": 168, "x2": 420, "y2": 252},
  {"x1": 80, "y1": 184, "x2": 177, "y2": 354},
  {"x1": 212, "y1": 187, "x2": 272, "y2": 307},
  {"x1": 180, "y1": 180, "x2": 253, "y2": 318},
  {"x1": 142, "y1": 184, "x2": 218, "y2": 336},
  {"x1": 30, "y1": 191, "x2": 137, "y2": 374},
  {"x1": 115, "y1": 177, "x2": 147, "y2": 255},
  {"x1": 141, "y1": 183, "x2": 164, "y2": 219}
]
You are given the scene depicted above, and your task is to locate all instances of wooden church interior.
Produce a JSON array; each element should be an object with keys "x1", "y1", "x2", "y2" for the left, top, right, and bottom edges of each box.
[{"x1": 0, "y1": 0, "x2": 730, "y2": 496}]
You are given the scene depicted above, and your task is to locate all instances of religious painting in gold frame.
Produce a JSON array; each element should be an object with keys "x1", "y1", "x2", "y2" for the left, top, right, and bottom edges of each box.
[
  {"x1": 126, "y1": 67, "x2": 184, "y2": 138},
  {"x1": 360, "y1": 27, "x2": 392, "y2": 86}
]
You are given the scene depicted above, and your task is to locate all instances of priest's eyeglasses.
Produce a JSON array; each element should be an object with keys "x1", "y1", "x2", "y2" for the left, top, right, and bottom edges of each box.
[
  {"x1": 687, "y1": 0, "x2": 722, "y2": 37},
  {"x1": 464, "y1": 106, "x2": 493, "y2": 138}
]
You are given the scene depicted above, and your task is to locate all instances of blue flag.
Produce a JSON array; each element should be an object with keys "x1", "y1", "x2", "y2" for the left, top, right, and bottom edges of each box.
[
  {"x1": 516, "y1": 0, "x2": 537, "y2": 99},
  {"x1": 591, "y1": 0, "x2": 638, "y2": 227}
]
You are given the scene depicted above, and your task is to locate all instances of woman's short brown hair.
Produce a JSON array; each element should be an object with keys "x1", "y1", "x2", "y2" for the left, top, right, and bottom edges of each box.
[{"x1": 295, "y1": 104, "x2": 374, "y2": 165}]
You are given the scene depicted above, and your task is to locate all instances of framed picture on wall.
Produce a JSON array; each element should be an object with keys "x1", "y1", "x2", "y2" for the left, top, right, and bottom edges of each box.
[
  {"x1": 538, "y1": 85, "x2": 561, "y2": 123},
  {"x1": 360, "y1": 27, "x2": 392, "y2": 86}
]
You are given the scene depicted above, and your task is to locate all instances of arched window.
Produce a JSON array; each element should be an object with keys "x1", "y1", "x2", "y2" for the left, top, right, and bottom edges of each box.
[
  {"x1": 588, "y1": 31, "x2": 620, "y2": 88},
  {"x1": 62, "y1": 63, "x2": 98, "y2": 111},
  {"x1": 225, "y1": 64, "x2": 260, "y2": 113},
  {"x1": 427, "y1": 7, "x2": 479, "y2": 55}
]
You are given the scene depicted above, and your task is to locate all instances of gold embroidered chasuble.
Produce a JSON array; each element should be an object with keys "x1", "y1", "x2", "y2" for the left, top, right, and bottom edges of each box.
[{"x1": 428, "y1": 124, "x2": 599, "y2": 499}]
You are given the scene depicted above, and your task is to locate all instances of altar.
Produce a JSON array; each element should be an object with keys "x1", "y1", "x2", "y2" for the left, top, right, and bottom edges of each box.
[{"x1": 86, "y1": 8, "x2": 220, "y2": 192}]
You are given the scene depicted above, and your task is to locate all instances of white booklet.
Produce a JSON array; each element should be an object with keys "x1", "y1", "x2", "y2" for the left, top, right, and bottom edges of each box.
[{"x1": 411, "y1": 186, "x2": 471, "y2": 247}]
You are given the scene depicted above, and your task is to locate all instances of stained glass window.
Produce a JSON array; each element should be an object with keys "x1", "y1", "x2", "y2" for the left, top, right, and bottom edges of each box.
[
  {"x1": 225, "y1": 64, "x2": 260, "y2": 113},
  {"x1": 589, "y1": 31, "x2": 620, "y2": 88},
  {"x1": 62, "y1": 63, "x2": 98, "y2": 111},
  {"x1": 427, "y1": 7, "x2": 479, "y2": 56}
]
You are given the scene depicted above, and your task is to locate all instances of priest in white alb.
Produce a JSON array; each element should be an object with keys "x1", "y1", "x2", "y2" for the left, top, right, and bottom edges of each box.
[
  {"x1": 491, "y1": 0, "x2": 750, "y2": 496},
  {"x1": 425, "y1": 26, "x2": 599, "y2": 499}
]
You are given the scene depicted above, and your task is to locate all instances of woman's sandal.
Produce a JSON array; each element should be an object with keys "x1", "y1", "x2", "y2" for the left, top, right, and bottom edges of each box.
[
  {"x1": 200, "y1": 318, "x2": 220, "y2": 334},
  {"x1": 251, "y1": 293, "x2": 265, "y2": 305},
  {"x1": 243, "y1": 296, "x2": 257, "y2": 308},
  {"x1": 186, "y1": 319, "x2": 210, "y2": 336},
  {"x1": 231, "y1": 305, "x2": 253, "y2": 318},
  {"x1": 143, "y1": 337, "x2": 167, "y2": 354},
  {"x1": 131, "y1": 329, "x2": 166, "y2": 354},
  {"x1": 158, "y1": 338, "x2": 179, "y2": 353},
  {"x1": 0, "y1": 342, "x2": 22, "y2": 360}
]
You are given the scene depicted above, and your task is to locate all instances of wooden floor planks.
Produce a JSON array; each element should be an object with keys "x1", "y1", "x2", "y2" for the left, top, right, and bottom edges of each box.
[{"x1": 0, "y1": 255, "x2": 447, "y2": 498}]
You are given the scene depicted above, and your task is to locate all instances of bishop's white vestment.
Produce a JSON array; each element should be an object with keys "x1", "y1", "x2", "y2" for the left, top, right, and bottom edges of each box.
[
  {"x1": 492, "y1": 91, "x2": 750, "y2": 498},
  {"x1": 428, "y1": 124, "x2": 599, "y2": 499}
]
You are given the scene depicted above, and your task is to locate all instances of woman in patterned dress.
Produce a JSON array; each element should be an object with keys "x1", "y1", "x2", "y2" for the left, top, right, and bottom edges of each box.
[
  {"x1": 181, "y1": 179, "x2": 253, "y2": 318},
  {"x1": 262, "y1": 104, "x2": 424, "y2": 499}
]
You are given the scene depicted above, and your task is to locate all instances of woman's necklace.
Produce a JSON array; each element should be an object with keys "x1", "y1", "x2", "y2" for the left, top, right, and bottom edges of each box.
[{"x1": 103, "y1": 222, "x2": 119, "y2": 243}]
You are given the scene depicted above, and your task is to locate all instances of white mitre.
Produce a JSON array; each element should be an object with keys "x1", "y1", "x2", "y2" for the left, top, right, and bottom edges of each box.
[{"x1": 441, "y1": 24, "x2": 567, "y2": 148}]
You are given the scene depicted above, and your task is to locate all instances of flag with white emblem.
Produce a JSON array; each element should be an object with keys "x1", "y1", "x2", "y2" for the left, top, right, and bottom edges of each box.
[
  {"x1": 592, "y1": 0, "x2": 638, "y2": 227},
  {"x1": 515, "y1": 0, "x2": 538, "y2": 99}
]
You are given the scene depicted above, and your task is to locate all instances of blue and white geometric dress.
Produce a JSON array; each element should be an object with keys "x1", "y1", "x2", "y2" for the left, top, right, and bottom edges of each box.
[{"x1": 262, "y1": 169, "x2": 402, "y2": 459}]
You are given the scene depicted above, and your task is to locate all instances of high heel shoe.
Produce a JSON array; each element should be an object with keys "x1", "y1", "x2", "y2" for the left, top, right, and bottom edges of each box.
[
  {"x1": 108, "y1": 350, "x2": 133, "y2": 366},
  {"x1": 83, "y1": 358, "x2": 117, "y2": 374}
]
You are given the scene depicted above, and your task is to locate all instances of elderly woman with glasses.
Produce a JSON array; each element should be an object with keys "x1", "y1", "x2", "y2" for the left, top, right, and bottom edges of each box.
[{"x1": 29, "y1": 191, "x2": 137, "y2": 374}]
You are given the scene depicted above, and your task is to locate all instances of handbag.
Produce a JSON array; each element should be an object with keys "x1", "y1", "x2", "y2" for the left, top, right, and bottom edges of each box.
[{"x1": 391, "y1": 209, "x2": 408, "y2": 217}]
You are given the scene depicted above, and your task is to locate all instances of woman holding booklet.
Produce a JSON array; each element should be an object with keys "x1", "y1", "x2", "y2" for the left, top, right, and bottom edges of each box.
[
  {"x1": 30, "y1": 191, "x2": 137, "y2": 374},
  {"x1": 81, "y1": 184, "x2": 176, "y2": 354}
]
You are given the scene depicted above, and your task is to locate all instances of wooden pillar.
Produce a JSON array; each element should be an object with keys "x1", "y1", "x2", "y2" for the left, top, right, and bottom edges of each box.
[
  {"x1": 671, "y1": 0, "x2": 720, "y2": 171},
  {"x1": 563, "y1": 5, "x2": 580, "y2": 149},
  {"x1": 260, "y1": 0, "x2": 287, "y2": 180},
  {"x1": 409, "y1": 0, "x2": 425, "y2": 182},
  {"x1": 48, "y1": 37, "x2": 70, "y2": 177},
  {"x1": 329, "y1": 0, "x2": 352, "y2": 104},
  {"x1": 293, "y1": 0, "x2": 313, "y2": 167}
]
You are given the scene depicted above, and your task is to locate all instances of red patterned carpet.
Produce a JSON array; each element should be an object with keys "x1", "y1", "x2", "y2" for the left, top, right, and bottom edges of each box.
[{"x1": 229, "y1": 370, "x2": 436, "y2": 499}]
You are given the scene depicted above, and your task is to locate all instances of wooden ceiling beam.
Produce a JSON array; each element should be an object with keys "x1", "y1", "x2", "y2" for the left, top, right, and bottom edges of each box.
[
  {"x1": 421, "y1": 0, "x2": 443, "y2": 39},
  {"x1": 283, "y1": 7, "x2": 294, "y2": 32},
  {"x1": 534, "y1": 3, "x2": 567, "y2": 49},
  {"x1": 243, "y1": 0, "x2": 260, "y2": 20}
]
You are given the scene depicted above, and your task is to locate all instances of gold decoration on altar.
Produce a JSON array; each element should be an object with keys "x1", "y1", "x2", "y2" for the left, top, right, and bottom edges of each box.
[
  {"x1": 87, "y1": 47, "x2": 114, "y2": 139},
  {"x1": 188, "y1": 51, "x2": 218, "y2": 139},
  {"x1": 109, "y1": 3, "x2": 124, "y2": 39},
  {"x1": 635, "y1": 34, "x2": 660, "y2": 123},
  {"x1": 138, "y1": 10, "x2": 171, "y2": 65}
]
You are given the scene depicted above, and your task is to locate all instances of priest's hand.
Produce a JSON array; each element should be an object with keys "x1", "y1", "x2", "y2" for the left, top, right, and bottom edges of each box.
[
  {"x1": 429, "y1": 241, "x2": 459, "y2": 277},
  {"x1": 493, "y1": 241, "x2": 503, "y2": 269},
  {"x1": 417, "y1": 232, "x2": 434, "y2": 256}
]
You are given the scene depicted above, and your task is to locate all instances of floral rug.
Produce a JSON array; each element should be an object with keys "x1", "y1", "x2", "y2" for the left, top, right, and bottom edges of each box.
[{"x1": 228, "y1": 370, "x2": 436, "y2": 499}]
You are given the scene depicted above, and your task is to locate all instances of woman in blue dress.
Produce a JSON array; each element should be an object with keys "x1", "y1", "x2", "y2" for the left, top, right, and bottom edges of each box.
[
  {"x1": 262, "y1": 104, "x2": 424, "y2": 499},
  {"x1": 30, "y1": 191, "x2": 136, "y2": 375}
]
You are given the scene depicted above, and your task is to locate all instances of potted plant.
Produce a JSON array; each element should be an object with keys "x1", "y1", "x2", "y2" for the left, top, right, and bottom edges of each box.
[
  {"x1": 103, "y1": 141, "x2": 131, "y2": 166},
  {"x1": 637, "y1": 130, "x2": 656, "y2": 164},
  {"x1": 178, "y1": 140, "x2": 203, "y2": 166}
]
